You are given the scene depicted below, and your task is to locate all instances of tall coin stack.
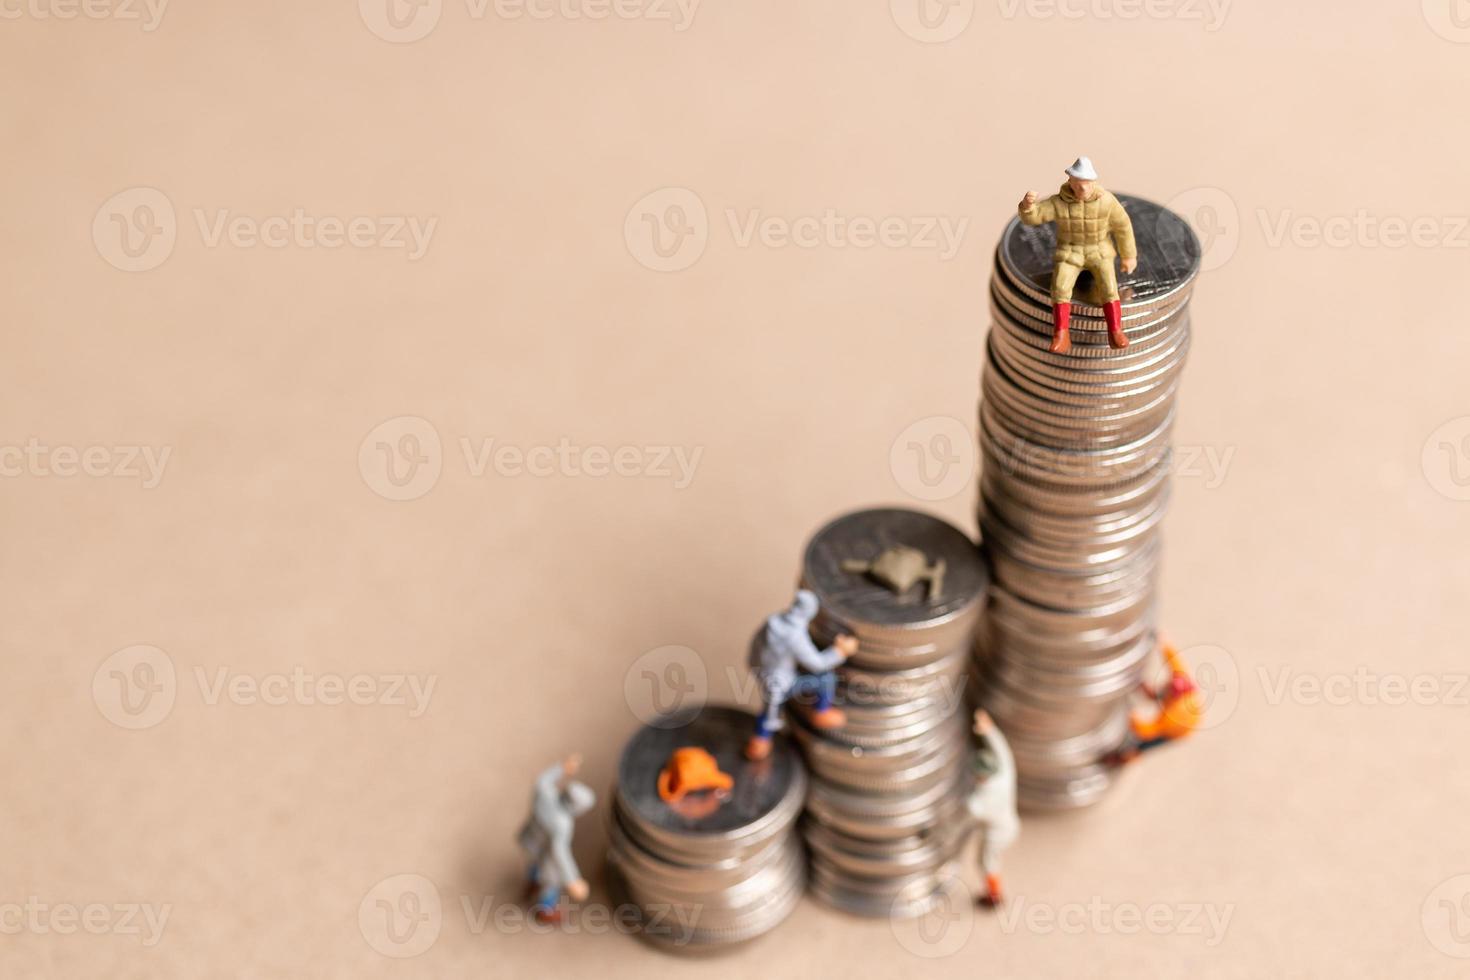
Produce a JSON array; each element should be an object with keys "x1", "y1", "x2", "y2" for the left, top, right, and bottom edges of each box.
[
  {"x1": 606, "y1": 705, "x2": 807, "y2": 951},
  {"x1": 790, "y1": 508, "x2": 987, "y2": 917},
  {"x1": 974, "y1": 195, "x2": 1201, "y2": 810}
]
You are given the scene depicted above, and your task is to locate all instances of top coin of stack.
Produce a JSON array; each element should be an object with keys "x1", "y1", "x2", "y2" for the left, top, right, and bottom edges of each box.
[
  {"x1": 974, "y1": 195, "x2": 1201, "y2": 809},
  {"x1": 792, "y1": 508, "x2": 987, "y2": 917},
  {"x1": 606, "y1": 705, "x2": 807, "y2": 952}
]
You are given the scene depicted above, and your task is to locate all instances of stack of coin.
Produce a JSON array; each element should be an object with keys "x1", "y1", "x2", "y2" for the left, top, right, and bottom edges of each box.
[
  {"x1": 974, "y1": 195, "x2": 1201, "y2": 810},
  {"x1": 606, "y1": 705, "x2": 807, "y2": 951},
  {"x1": 791, "y1": 508, "x2": 986, "y2": 917}
]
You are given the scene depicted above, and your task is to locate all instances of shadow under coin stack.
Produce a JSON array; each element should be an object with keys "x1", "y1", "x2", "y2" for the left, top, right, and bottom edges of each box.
[
  {"x1": 791, "y1": 508, "x2": 987, "y2": 918},
  {"x1": 606, "y1": 705, "x2": 807, "y2": 952},
  {"x1": 974, "y1": 195, "x2": 1201, "y2": 810}
]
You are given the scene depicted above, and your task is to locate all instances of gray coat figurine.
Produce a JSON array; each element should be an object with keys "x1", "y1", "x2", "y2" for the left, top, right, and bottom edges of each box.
[
  {"x1": 517, "y1": 754, "x2": 596, "y2": 922},
  {"x1": 744, "y1": 589, "x2": 857, "y2": 760}
]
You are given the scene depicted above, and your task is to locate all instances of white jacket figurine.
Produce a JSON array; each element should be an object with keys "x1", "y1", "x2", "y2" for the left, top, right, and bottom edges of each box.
[{"x1": 967, "y1": 709, "x2": 1020, "y2": 908}]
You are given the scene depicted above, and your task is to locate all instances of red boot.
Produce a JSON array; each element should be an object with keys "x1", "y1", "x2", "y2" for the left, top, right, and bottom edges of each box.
[
  {"x1": 1104, "y1": 300, "x2": 1128, "y2": 349},
  {"x1": 978, "y1": 874, "x2": 1004, "y2": 908},
  {"x1": 1049, "y1": 302, "x2": 1071, "y2": 354}
]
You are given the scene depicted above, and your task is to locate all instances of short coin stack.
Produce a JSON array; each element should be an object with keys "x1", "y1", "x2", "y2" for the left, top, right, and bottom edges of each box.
[
  {"x1": 791, "y1": 508, "x2": 986, "y2": 917},
  {"x1": 974, "y1": 195, "x2": 1201, "y2": 810},
  {"x1": 606, "y1": 705, "x2": 807, "y2": 951}
]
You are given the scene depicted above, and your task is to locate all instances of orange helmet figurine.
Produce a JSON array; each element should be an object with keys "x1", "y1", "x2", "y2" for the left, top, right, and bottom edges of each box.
[{"x1": 657, "y1": 747, "x2": 734, "y2": 804}]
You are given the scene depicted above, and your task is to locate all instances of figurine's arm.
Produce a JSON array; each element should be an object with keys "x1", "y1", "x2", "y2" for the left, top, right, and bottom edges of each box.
[
  {"x1": 546, "y1": 817, "x2": 582, "y2": 887},
  {"x1": 1160, "y1": 644, "x2": 1187, "y2": 678},
  {"x1": 1017, "y1": 192, "x2": 1057, "y2": 227},
  {"x1": 533, "y1": 763, "x2": 564, "y2": 807},
  {"x1": 791, "y1": 633, "x2": 845, "y2": 674},
  {"x1": 985, "y1": 725, "x2": 1015, "y2": 778},
  {"x1": 1109, "y1": 200, "x2": 1138, "y2": 271}
]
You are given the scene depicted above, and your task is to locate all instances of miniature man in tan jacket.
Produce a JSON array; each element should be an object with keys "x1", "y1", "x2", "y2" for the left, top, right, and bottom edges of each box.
[{"x1": 1018, "y1": 157, "x2": 1137, "y2": 354}]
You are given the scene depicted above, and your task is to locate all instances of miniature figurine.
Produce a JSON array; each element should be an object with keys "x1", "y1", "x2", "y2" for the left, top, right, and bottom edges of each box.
[
  {"x1": 1018, "y1": 156, "x2": 1138, "y2": 354},
  {"x1": 745, "y1": 589, "x2": 858, "y2": 761},
  {"x1": 657, "y1": 746, "x2": 734, "y2": 804},
  {"x1": 966, "y1": 709, "x2": 1019, "y2": 909},
  {"x1": 841, "y1": 544, "x2": 947, "y2": 598},
  {"x1": 516, "y1": 753, "x2": 596, "y2": 924},
  {"x1": 1109, "y1": 641, "x2": 1203, "y2": 765}
]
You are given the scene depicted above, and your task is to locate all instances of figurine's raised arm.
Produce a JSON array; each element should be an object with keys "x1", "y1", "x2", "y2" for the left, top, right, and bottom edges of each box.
[{"x1": 1017, "y1": 190, "x2": 1057, "y2": 227}]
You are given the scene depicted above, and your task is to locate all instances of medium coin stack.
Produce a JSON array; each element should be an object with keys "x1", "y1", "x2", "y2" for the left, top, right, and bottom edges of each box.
[
  {"x1": 974, "y1": 195, "x2": 1201, "y2": 810},
  {"x1": 606, "y1": 705, "x2": 807, "y2": 951},
  {"x1": 790, "y1": 508, "x2": 986, "y2": 918}
]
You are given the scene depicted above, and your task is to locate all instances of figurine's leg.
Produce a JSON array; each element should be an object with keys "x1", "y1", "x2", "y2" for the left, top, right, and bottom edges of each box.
[
  {"x1": 532, "y1": 883, "x2": 564, "y2": 924},
  {"x1": 975, "y1": 830, "x2": 1004, "y2": 907},
  {"x1": 746, "y1": 683, "x2": 786, "y2": 760},
  {"x1": 1088, "y1": 255, "x2": 1127, "y2": 349},
  {"x1": 797, "y1": 672, "x2": 846, "y2": 730},
  {"x1": 1049, "y1": 260, "x2": 1082, "y2": 354}
]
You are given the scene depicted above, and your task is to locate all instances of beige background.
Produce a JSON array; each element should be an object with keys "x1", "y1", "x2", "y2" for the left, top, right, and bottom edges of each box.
[{"x1": 4, "y1": 1, "x2": 1469, "y2": 976}]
